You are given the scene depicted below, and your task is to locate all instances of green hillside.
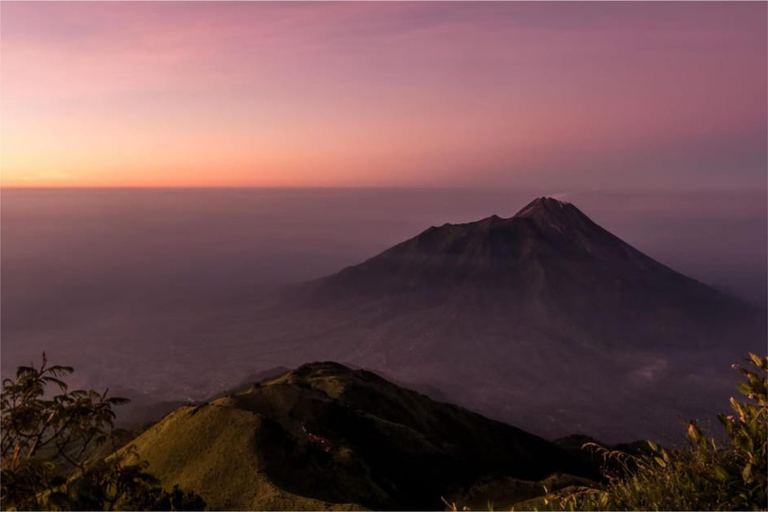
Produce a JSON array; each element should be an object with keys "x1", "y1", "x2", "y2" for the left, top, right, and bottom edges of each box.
[{"x1": 123, "y1": 362, "x2": 595, "y2": 510}]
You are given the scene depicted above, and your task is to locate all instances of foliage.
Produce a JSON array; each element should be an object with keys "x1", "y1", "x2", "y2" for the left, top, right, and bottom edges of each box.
[
  {"x1": 538, "y1": 353, "x2": 767, "y2": 511},
  {"x1": 1, "y1": 353, "x2": 207, "y2": 511}
]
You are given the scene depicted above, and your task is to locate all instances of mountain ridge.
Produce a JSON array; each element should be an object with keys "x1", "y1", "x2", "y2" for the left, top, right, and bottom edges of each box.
[{"x1": 124, "y1": 362, "x2": 596, "y2": 511}]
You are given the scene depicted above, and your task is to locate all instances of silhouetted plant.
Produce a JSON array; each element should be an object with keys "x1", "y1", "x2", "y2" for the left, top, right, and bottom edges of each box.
[
  {"x1": 538, "y1": 353, "x2": 767, "y2": 511},
  {"x1": 1, "y1": 353, "x2": 207, "y2": 511}
]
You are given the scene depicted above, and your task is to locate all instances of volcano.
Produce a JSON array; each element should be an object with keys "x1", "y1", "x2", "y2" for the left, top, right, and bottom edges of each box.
[
  {"x1": 302, "y1": 197, "x2": 758, "y2": 350},
  {"x1": 248, "y1": 197, "x2": 765, "y2": 441}
]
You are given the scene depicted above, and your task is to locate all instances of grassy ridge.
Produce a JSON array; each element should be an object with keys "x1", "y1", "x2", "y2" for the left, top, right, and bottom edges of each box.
[
  {"x1": 123, "y1": 362, "x2": 595, "y2": 510},
  {"x1": 124, "y1": 401, "x2": 361, "y2": 511}
]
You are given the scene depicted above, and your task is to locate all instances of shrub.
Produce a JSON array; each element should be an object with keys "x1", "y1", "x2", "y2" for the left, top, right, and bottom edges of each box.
[
  {"x1": 541, "y1": 353, "x2": 767, "y2": 511},
  {"x1": 1, "y1": 353, "x2": 207, "y2": 511}
]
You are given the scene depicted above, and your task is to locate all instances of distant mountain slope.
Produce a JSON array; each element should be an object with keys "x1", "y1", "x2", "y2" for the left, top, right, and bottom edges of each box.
[
  {"x1": 125, "y1": 362, "x2": 594, "y2": 511},
  {"x1": 245, "y1": 197, "x2": 765, "y2": 441},
  {"x1": 300, "y1": 197, "x2": 757, "y2": 350}
]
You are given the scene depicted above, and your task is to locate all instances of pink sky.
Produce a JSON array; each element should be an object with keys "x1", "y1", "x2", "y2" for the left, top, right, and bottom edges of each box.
[{"x1": 1, "y1": 2, "x2": 765, "y2": 188}]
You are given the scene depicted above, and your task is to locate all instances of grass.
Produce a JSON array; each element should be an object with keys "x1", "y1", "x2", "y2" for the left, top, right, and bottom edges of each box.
[
  {"x1": 123, "y1": 400, "x2": 363, "y2": 511},
  {"x1": 120, "y1": 362, "x2": 592, "y2": 510}
]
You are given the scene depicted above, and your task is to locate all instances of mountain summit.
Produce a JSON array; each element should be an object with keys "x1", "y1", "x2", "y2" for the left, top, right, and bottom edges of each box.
[
  {"x1": 514, "y1": 196, "x2": 585, "y2": 223},
  {"x1": 512, "y1": 197, "x2": 624, "y2": 239}
]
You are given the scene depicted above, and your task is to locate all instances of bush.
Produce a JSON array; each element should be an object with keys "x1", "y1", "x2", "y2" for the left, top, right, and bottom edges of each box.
[
  {"x1": 1, "y1": 353, "x2": 207, "y2": 511},
  {"x1": 541, "y1": 353, "x2": 767, "y2": 511}
]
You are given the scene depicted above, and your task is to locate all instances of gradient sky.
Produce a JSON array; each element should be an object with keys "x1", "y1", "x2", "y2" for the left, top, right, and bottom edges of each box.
[{"x1": 1, "y1": 2, "x2": 766, "y2": 188}]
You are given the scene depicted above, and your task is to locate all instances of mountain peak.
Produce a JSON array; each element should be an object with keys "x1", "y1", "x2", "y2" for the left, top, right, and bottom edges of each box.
[
  {"x1": 514, "y1": 196, "x2": 573, "y2": 219},
  {"x1": 308, "y1": 196, "x2": 643, "y2": 299},
  {"x1": 509, "y1": 196, "x2": 599, "y2": 236}
]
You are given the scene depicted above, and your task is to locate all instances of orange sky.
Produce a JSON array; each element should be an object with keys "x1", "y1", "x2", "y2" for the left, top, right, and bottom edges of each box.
[{"x1": 1, "y1": 2, "x2": 766, "y2": 188}]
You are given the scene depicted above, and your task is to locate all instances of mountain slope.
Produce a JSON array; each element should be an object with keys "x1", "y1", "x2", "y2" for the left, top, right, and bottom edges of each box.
[
  {"x1": 124, "y1": 362, "x2": 594, "y2": 511},
  {"x1": 244, "y1": 197, "x2": 764, "y2": 441},
  {"x1": 300, "y1": 197, "x2": 756, "y2": 350}
]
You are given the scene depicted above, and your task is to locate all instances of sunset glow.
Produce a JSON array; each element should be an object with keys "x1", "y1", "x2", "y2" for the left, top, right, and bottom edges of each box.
[{"x1": 1, "y1": 2, "x2": 766, "y2": 188}]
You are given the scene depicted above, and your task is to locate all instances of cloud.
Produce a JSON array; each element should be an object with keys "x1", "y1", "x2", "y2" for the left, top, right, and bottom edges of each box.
[{"x1": 630, "y1": 358, "x2": 670, "y2": 384}]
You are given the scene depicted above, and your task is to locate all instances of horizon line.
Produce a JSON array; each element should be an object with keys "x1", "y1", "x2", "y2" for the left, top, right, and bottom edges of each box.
[{"x1": 1, "y1": 185, "x2": 764, "y2": 193}]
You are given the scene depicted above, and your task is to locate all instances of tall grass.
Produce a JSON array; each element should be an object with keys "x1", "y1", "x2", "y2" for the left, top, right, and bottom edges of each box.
[{"x1": 539, "y1": 353, "x2": 767, "y2": 511}]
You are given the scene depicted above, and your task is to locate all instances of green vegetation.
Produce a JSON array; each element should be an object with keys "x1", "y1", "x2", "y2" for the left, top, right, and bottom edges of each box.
[
  {"x1": 119, "y1": 362, "x2": 590, "y2": 510},
  {"x1": 5, "y1": 353, "x2": 763, "y2": 511},
  {"x1": 525, "y1": 353, "x2": 767, "y2": 511},
  {"x1": 1, "y1": 353, "x2": 206, "y2": 511}
]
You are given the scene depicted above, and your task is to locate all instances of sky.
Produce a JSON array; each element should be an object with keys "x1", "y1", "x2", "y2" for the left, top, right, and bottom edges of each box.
[{"x1": 1, "y1": 2, "x2": 766, "y2": 189}]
